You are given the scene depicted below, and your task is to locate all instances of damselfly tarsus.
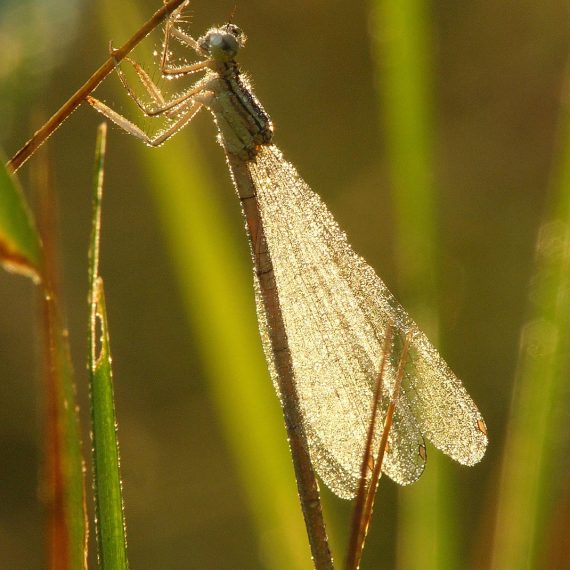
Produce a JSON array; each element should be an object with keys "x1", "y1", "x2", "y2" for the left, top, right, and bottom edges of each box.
[{"x1": 88, "y1": 0, "x2": 487, "y2": 500}]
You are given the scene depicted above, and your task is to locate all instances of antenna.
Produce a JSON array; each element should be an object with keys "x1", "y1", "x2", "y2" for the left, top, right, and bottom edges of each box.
[{"x1": 228, "y1": 2, "x2": 238, "y2": 24}]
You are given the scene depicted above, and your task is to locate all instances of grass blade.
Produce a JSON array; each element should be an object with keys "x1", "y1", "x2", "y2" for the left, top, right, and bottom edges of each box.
[
  {"x1": 43, "y1": 303, "x2": 88, "y2": 570},
  {"x1": 34, "y1": 142, "x2": 87, "y2": 569},
  {"x1": 0, "y1": 155, "x2": 42, "y2": 279},
  {"x1": 490, "y1": 66, "x2": 570, "y2": 570},
  {"x1": 42, "y1": 297, "x2": 88, "y2": 570},
  {"x1": 87, "y1": 123, "x2": 129, "y2": 569},
  {"x1": 141, "y1": 139, "x2": 310, "y2": 568},
  {"x1": 369, "y1": 1, "x2": 455, "y2": 568}
]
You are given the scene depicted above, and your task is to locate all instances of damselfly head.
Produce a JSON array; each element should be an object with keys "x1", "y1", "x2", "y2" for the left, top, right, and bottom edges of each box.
[{"x1": 199, "y1": 24, "x2": 245, "y2": 62}]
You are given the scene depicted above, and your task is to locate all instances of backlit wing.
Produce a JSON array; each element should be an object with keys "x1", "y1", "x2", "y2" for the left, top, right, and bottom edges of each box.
[{"x1": 248, "y1": 145, "x2": 487, "y2": 499}]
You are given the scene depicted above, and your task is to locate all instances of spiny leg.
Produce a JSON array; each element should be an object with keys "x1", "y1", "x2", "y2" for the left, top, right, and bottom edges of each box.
[
  {"x1": 110, "y1": 52, "x2": 209, "y2": 117},
  {"x1": 108, "y1": 55, "x2": 177, "y2": 120},
  {"x1": 120, "y1": 57, "x2": 207, "y2": 113},
  {"x1": 87, "y1": 96, "x2": 202, "y2": 146},
  {"x1": 88, "y1": 0, "x2": 208, "y2": 145},
  {"x1": 160, "y1": 1, "x2": 211, "y2": 76},
  {"x1": 105, "y1": 7, "x2": 211, "y2": 116},
  {"x1": 102, "y1": 0, "x2": 210, "y2": 119},
  {"x1": 168, "y1": 26, "x2": 202, "y2": 54},
  {"x1": 123, "y1": 57, "x2": 167, "y2": 109}
]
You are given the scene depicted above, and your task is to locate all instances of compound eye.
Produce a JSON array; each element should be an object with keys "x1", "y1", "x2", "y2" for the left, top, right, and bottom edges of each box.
[{"x1": 208, "y1": 31, "x2": 239, "y2": 60}]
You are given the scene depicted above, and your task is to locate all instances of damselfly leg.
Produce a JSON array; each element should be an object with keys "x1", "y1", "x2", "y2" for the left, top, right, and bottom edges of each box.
[{"x1": 87, "y1": 1, "x2": 211, "y2": 146}]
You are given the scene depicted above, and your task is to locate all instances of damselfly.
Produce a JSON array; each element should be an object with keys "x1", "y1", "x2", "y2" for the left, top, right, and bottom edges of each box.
[{"x1": 87, "y1": 1, "x2": 487, "y2": 500}]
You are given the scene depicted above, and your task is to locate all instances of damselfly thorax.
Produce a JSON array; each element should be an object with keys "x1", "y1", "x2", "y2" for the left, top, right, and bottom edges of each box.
[{"x1": 196, "y1": 56, "x2": 273, "y2": 160}]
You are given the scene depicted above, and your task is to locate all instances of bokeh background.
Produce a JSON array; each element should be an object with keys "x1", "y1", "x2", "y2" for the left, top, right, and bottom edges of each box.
[{"x1": 1, "y1": 0, "x2": 569, "y2": 567}]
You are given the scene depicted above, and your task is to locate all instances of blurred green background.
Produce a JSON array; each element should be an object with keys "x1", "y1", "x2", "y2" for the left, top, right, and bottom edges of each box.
[{"x1": 1, "y1": 0, "x2": 569, "y2": 568}]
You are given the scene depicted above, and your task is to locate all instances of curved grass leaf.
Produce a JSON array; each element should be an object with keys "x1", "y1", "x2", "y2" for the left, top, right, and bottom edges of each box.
[
  {"x1": 491, "y1": 68, "x2": 570, "y2": 570},
  {"x1": 42, "y1": 296, "x2": 88, "y2": 570},
  {"x1": 369, "y1": 1, "x2": 456, "y2": 568},
  {"x1": 87, "y1": 123, "x2": 129, "y2": 569},
  {"x1": 0, "y1": 154, "x2": 42, "y2": 279},
  {"x1": 35, "y1": 148, "x2": 87, "y2": 569}
]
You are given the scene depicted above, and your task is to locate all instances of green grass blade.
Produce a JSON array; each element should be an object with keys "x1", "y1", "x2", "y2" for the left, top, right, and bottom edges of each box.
[
  {"x1": 98, "y1": 4, "x2": 310, "y2": 568},
  {"x1": 43, "y1": 297, "x2": 89, "y2": 569},
  {"x1": 35, "y1": 152, "x2": 87, "y2": 569},
  {"x1": 490, "y1": 69, "x2": 570, "y2": 570},
  {"x1": 369, "y1": 1, "x2": 457, "y2": 568},
  {"x1": 87, "y1": 123, "x2": 129, "y2": 569},
  {"x1": 0, "y1": 155, "x2": 42, "y2": 279},
  {"x1": 143, "y1": 141, "x2": 310, "y2": 569}
]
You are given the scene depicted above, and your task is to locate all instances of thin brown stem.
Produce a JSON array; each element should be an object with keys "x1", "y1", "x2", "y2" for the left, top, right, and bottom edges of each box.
[
  {"x1": 7, "y1": 0, "x2": 186, "y2": 174},
  {"x1": 226, "y1": 151, "x2": 334, "y2": 570},
  {"x1": 347, "y1": 332, "x2": 411, "y2": 570},
  {"x1": 35, "y1": 132, "x2": 68, "y2": 569},
  {"x1": 345, "y1": 324, "x2": 393, "y2": 570}
]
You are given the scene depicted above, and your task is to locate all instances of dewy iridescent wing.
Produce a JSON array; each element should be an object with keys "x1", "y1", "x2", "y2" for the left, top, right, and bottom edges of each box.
[{"x1": 249, "y1": 145, "x2": 487, "y2": 499}]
